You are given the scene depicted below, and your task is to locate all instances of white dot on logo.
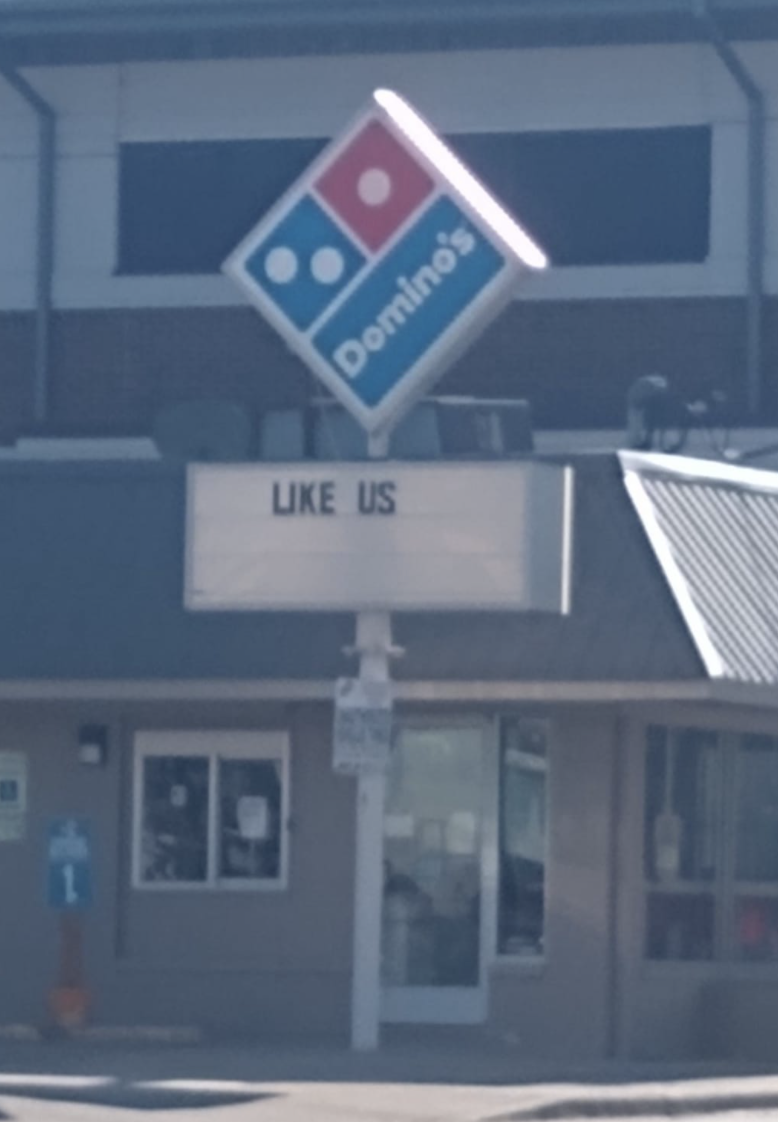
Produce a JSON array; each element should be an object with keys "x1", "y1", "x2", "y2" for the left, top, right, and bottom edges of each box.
[
  {"x1": 265, "y1": 246, "x2": 298, "y2": 284},
  {"x1": 311, "y1": 247, "x2": 345, "y2": 285},
  {"x1": 358, "y1": 167, "x2": 392, "y2": 207}
]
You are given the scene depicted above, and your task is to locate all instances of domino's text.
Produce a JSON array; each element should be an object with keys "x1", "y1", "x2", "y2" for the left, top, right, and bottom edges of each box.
[{"x1": 331, "y1": 224, "x2": 476, "y2": 380}]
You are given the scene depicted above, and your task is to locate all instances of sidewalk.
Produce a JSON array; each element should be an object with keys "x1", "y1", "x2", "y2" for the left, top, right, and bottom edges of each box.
[{"x1": 1, "y1": 1034, "x2": 778, "y2": 1120}]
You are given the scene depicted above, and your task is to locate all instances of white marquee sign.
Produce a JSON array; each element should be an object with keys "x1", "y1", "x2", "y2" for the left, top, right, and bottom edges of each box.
[{"x1": 185, "y1": 461, "x2": 573, "y2": 613}]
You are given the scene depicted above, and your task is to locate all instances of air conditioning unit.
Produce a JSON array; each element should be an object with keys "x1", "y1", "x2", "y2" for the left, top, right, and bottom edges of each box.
[
  {"x1": 259, "y1": 397, "x2": 533, "y2": 462},
  {"x1": 434, "y1": 397, "x2": 533, "y2": 457},
  {"x1": 152, "y1": 399, "x2": 253, "y2": 462}
]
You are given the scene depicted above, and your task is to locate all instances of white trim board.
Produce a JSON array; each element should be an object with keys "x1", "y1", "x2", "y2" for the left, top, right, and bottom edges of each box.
[
  {"x1": 0, "y1": 678, "x2": 773, "y2": 705},
  {"x1": 619, "y1": 450, "x2": 778, "y2": 495}
]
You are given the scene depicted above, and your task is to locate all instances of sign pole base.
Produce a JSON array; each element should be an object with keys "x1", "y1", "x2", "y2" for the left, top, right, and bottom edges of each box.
[
  {"x1": 49, "y1": 913, "x2": 89, "y2": 1030},
  {"x1": 350, "y1": 610, "x2": 392, "y2": 1051}
]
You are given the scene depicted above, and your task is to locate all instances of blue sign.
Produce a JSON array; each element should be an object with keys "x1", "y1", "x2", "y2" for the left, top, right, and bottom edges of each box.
[
  {"x1": 224, "y1": 90, "x2": 545, "y2": 434},
  {"x1": 47, "y1": 818, "x2": 92, "y2": 910}
]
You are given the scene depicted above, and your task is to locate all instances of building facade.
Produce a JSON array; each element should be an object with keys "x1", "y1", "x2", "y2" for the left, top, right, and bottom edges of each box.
[
  {"x1": 3, "y1": 0, "x2": 778, "y2": 1062},
  {"x1": 0, "y1": 452, "x2": 778, "y2": 1060}
]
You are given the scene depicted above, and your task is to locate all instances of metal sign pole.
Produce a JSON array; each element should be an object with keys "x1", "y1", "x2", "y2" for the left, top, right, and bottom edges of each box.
[{"x1": 351, "y1": 429, "x2": 392, "y2": 1051}]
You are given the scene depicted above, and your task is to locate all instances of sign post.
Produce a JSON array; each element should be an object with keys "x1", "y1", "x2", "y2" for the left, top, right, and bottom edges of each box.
[
  {"x1": 349, "y1": 609, "x2": 393, "y2": 1050},
  {"x1": 212, "y1": 87, "x2": 552, "y2": 1052},
  {"x1": 348, "y1": 428, "x2": 393, "y2": 1050},
  {"x1": 47, "y1": 818, "x2": 92, "y2": 1029},
  {"x1": 187, "y1": 459, "x2": 573, "y2": 1052}
]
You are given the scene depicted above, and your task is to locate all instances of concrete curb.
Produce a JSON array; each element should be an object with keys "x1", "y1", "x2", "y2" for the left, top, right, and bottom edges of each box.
[
  {"x1": 2, "y1": 1035, "x2": 777, "y2": 1122},
  {"x1": 0, "y1": 1026, "x2": 39, "y2": 1042},
  {"x1": 490, "y1": 1088, "x2": 778, "y2": 1120},
  {"x1": 0, "y1": 1024, "x2": 201, "y2": 1044}
]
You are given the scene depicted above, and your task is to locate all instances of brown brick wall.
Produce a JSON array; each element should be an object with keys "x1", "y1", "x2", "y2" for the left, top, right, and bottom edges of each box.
[{"x1": 0, "y1": 297, "x2": 771, "y2": 438}]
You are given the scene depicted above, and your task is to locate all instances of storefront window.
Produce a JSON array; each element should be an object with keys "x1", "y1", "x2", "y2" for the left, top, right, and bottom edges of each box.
[
  {"x1": 498, "y1": 719, "x2": 547, "y2": 957},
  {"x1": 645, "y1": 892, "x2": 715, "y2": 961},
  {"x1": 735, "y1": 736, "x2": 778, "y2": 881},
  {"x1": 734, "y1": 735, "x2": 778, "y2": 960},
  {"x1": 645, "y1": 726, "x2": 778, "y2": 962},
  {"x1": 133, "y1": 731, "x2": 289, "y2": 889},
  {"x1": 141, "y1": 755, "x2": 209, "y2": 883},
  {"x1": 644, "y1": 726, "x2": 720, "y2": 960},
  {"x1": 381, "y1": 726, "x2": 484, "y2": 989},
  {"x1": 644, "y1": 726, "x2": 720, "y2": 884},
  {"x1": 218, "y1": 758, "x2": 283, "y2": 881}
]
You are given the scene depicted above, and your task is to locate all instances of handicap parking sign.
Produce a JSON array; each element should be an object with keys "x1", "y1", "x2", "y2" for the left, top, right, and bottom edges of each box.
[
  {"x1": 224, "y1": 89, "x2": 546, "y2": 435},
  {"x1": 47, "y1": 818, "x2": 92, "y2": 910}
]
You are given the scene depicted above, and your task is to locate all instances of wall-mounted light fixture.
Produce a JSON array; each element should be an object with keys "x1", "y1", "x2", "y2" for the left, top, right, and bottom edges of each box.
[{"x1": 77, "y1": 724, "x2": 109, "y2": 767}]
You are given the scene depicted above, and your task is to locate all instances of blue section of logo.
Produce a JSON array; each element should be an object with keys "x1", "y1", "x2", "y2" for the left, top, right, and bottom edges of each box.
[
  {"x1": 313, "y1": 195, "x2": 505, "y2": 408},
  {"x1": 244, "y1": 195, "x2": 366, "y2": 332}
]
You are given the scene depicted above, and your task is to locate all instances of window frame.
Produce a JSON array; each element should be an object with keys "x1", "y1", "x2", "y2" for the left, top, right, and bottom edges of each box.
[
  {"x1": 132, "y1": 729, "x2": 290, "y2": 892},
  {"x1": 644, "y1": 724, "x2": 778, "y2": 965},
  {"x1": 495, "y1": 716, "x2": 550, "y2": 963}
]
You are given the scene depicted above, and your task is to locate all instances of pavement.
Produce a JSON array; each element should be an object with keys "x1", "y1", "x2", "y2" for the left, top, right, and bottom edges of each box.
[{"x1": 2, "y1": 1033, "x2": 778, "y2": 1121}]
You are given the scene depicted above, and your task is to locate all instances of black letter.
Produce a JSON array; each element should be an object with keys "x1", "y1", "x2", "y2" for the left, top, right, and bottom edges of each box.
[
  {"x1": 272, "y1": 482, "x2": 295, "y2": 515},
  {"x1": 358, "y1": 481, "x2": 376, "y2": 515},
  {"x1": 299, "y1": 482, "x2": 316, "y2": 513},
  {"x1": 320, "y1": 482, "x2": 336, "y2": 514},
  {"x1": 377, "y1": 481, "x2": 396, "y2": 514}
]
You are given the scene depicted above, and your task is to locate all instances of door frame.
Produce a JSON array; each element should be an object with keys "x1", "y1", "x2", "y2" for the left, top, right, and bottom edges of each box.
[{"x1": 379, "y1": 713, "x2": 499, "y2": 1025}]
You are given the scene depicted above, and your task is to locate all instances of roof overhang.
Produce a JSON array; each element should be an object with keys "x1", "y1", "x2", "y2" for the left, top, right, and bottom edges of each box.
[
  {"x1": 0, "y1": 677, "x2": 776, "y2": 708},
  {"x1": 1, "y1": 0, "x2": 778, "y2": 67},
  {"x1": 619, "y1": 449, "x2": 778, "y2": 493},
  {"x1": 620, "y1": 450, "x2": 778, "y2": 688}
]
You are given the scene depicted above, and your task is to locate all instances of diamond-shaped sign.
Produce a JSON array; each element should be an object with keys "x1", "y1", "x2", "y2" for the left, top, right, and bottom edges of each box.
[{"x1": 224, "y1": 89, "x2": 547, "y2": 435}]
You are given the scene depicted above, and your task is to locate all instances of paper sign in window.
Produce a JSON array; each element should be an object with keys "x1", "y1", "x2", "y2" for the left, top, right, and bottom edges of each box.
[{"x1": 237, "y1": 795, "x2": 269, "y2": 841}]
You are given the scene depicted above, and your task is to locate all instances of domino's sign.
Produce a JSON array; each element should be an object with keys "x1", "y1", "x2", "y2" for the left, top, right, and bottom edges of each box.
[{"x1": 224, "y1": 89, "x2": 547, "y2": 434}]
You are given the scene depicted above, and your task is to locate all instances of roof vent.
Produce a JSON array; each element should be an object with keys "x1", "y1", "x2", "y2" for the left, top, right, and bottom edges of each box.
[
  {"x1": 290, "y1": 397, "x2": 533, "y2": 461},
  {"x1": 153, "y1": 400, "x2": 252, "y2": 462},
  {"x1": 435, "y1": 397, "x2": 533, "y2": 457}
]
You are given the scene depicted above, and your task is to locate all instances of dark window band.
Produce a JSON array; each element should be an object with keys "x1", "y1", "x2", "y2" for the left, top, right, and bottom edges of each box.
[{"x1": 118, "y1": 126, "x2": 711, "y2": 276}]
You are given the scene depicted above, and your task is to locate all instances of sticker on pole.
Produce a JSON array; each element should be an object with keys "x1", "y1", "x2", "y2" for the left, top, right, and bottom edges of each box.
[
  {"x1": 224, "y1": 89, "x2": 547, "y2": 434},
  {"x1": 333, "y1": 677, "x2": 393, "y2": 775},
  {"x1": 47, "y1": 818, "x2": 92, "y2": 910}
]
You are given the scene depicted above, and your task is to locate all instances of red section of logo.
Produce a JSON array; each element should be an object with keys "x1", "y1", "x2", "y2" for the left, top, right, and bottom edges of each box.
[{"x1": 315, "y1": 119, "x2": 435, "y2": 253}]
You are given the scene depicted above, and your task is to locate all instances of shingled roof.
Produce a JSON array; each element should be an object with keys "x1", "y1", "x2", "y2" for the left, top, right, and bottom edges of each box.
[{"x1": 0, "y1": 453, "x2": 704, "y2": 688}]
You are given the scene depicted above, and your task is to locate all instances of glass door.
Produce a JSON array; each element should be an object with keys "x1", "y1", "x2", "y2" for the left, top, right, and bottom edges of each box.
[{"x1": 380, "y1": 723, "x2": 489, "y2": 1024}]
